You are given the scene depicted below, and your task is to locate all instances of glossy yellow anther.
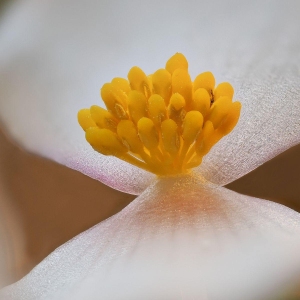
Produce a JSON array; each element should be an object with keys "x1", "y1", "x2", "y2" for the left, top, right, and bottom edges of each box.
[
  {"x1": 193, "y1": 71, "x2": 215, "y2": 93},
  {"x1": 137, "y1": 117, "x2": 159, "y2": 150},
  {"x1": 78, "y1": 109, "x2": 97, "y2": 131},
  {"x1": 208, "y1": 96, "x2": 232, "y2": 128},
  {"x1": 148, "y1": 94, "x2": 167, "y2": 127},
  {"x1": 117, "y1": 120, "x2": 143, "y2": 153},
  {"x1": 101, "y1": 83, "x2": 128, "y2": 119},
  {"x1": 111, "y1": 77, "x2": 131, "y2": 95},
  {"x1": 214, "y1": 82, "x2": 234, "y2": 100},
  {"x1": 165, "y1": 52, "x2": 188, "y2": 74},
  {"x1": 168, "y1": 93, "x2": 186, "y2": 126},
  {"x1": 182, "y1": 111, "x2": 203, "y2": 144},
  {"x1": 192, "y1": 88, "x2": 211, "y2": 117},
  {"x1": 161, "y1": 119, "x2": 180, "y2": 155},
  {"x1": 85, "y1": 127, "x2": 127, "y2": 156},
  {"x1": 152, "y1": 69, "x2": 172, "y2": 104},
  {"x1": 171, "y1": 69, "x2": 193, "y2": 108},
  {"x1": 217, "y1": 101, "x2": 241, "y2": 136},
  {"x1": 90, "y1": 105, "x2": 118, "y2": 131},
  {"x1": 79, "y1": 53, "x2": 241, "y2": 176},
  {"x1": 127, "y1": 91, "x2": 148, "y2": 124},
  {"x1": 128, "y1": 66, "x2": 152, "y2": 98},
  {"x1": 195, "y1": 121, "x2": 215, "y2": 157}
]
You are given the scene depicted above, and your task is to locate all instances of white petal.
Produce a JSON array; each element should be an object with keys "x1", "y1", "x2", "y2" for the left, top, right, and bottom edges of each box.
[
  {"x1": 0, "y1": 1, "x2": 299, "y2": 193},
  {"x1": 2, "y1": 174, "x2": 300, "y2": 300}
]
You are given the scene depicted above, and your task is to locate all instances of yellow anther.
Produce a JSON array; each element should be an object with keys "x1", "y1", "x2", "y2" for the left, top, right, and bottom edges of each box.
[
  {"x1": 79, "y1": 53, "x2": 241, "y2": 176},
  {"x1": 90, "y1": 105, "x2": 118, "y2": 131},
  {"x1": 208, "y1": 96, "x2": 232, "y2": 128},
  {"x1": 127, "y1": 91, "x2": 148, "y2": 124},
  {"x1": 217, "y1": 101, "x2": 241, "y2": 136},
  {"x1": 182, "y1": 111, "x2": 203, "y2": 144},
  {"x1": 171, "y1": 69, "x2": 193, "y2": 108},
  {"x1": 111, "y1": 77, "x2": 131, "y2": 95},
  {"x1": 148, "y1": 94, "x2": 167, "y2": 127},
  {"x1": 85, "y1": 127, "x2": 127, "y2": 156},
  {"x1": 193, "y1": 71, "x2": 215, "y2": 92},
  {"x1": 214, "y1": 82, "x2": 234, "y2": 100},
  {"x1": 152, "y1": 68, "x2": 172, "y2": 105},
  {"x1": 77, "y1": 109, "x2": 97, "y2": 131},
  {"x1": 192, "y1": 88, "x2": 211, "y2": 117},
  {"x1": 137, "y1": 117, "x2": 159, "y2": 150},
  {"x1": 165, "y1": 52, "x2": 188, "y2": 74},
  {"x1": 168, "y1": 93, "x2": 186, "y2": 127},
  {"x1": 101, "y1": 83, "x2": 128, "y2": 119},
  {"x1": 117, "y1": 120, "x2": 143, "y2": 153},
  {"x1": 161, "y1": 119, "x2": 180, "y2": 155},
  {"x1": 195, "y1": 121, "x2": 215, "y2": 157},
  {"x1": 128, "y1": 66, "x2": 152, "y2": 98}
]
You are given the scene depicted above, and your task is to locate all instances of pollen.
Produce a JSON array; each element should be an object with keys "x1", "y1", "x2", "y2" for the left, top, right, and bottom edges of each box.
[{"x1": 78, "y1": 53, "x2": 241, "y2": 176}]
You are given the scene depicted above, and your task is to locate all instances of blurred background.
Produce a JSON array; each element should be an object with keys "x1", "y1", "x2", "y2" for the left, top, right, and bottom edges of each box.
[{"x1": 0, "y1": 0, "x2": 299, "y2": 298}]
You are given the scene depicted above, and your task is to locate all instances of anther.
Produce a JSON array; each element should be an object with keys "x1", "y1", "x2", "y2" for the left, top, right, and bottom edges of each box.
[
  {"x1": 161, "y1": 119, "x2": 180, "y2": 155},
  {"x1": 193, "y1": 71, "x2": 215, "y2": 93},
  {"x1": 148, "y1": 94, "x2": 167, "y2": 127},
  {"x1": 90, "y1": 105, "x2": 118, "y2": 131},
  {"x1": 78, "y1": 109, "x2": 97, "y2": 131},
  {"x1": 214, "y1": 82, "x2": 234, "y2": 101},
  {"x1": 127, "y1": 91, "x2": 148, "y2": 124},
  {"x1": 152, "y1": 69, "x2": 172, "y2": 105},
  {"x1": 192, "y1": 88, "x2": 211, "y2": 117},
  {"x1": 101, "y1": 83, "x2": 128, "y2": 119},
  {"x1": 85, "y1": 127, "x2": 127, "y2": 156},
  {"x1": 128, "y1": 66, "x2": 152, "y2": 98},
  {"x1": 171, "y1": 69, "x2": 193, "y2": 108},
  {"x1": 165, "y1": 52, "x2": 188, "y2": 74}
]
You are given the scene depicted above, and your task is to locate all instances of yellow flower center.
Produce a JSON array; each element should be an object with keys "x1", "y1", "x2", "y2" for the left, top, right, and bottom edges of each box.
[{"x1": 78, "y1": 53, "x2": 241, "y2": 176}]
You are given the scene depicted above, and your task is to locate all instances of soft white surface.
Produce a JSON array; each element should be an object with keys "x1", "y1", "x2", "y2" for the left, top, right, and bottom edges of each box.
[
  {"x1": 1, "y1": 174, "x2": 300, "y2": 300},
  {"x1": 0, "y1": 0, "x2": 299, "y2": 194}
]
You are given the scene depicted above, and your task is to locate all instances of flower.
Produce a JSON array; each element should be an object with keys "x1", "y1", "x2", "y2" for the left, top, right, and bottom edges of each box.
[
  {"x1": 0, "y1": 1, "x2": 300, "y2": 300},
  {"x1": 78, "y1": 53, "x2": 241, "y2": 175}
]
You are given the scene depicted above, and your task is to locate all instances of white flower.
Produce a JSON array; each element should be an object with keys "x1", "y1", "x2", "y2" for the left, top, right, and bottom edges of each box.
[{"x1": 0, "y1": 1, "x2": 300, "y2": 299}]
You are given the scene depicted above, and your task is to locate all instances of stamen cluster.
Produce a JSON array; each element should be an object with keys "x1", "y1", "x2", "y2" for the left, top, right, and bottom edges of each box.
[{"x1": 78, "y1": 53, "x2": 241, "y2": 175}]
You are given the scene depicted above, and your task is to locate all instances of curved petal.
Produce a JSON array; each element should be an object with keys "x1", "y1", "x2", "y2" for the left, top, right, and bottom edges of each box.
[
  {"x1": 0, "y1": 1, "x2": 299, "y2": 193},
  {"x1": 2, "y1": 174, "x2": 300, "y2": 300}
]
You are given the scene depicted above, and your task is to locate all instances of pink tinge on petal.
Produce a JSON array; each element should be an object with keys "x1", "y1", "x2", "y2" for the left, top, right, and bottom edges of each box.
[
  {"x1": 2, "y1": 174, "x2": 300, "y2": 300},
  {"x1": 0, "y1": 0, "x2": 299, "y2": 193}
]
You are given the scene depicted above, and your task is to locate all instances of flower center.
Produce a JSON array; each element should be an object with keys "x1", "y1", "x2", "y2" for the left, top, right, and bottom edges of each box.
[{"x1": 78, "y1": 53, "x2": 241, "y2": 176}]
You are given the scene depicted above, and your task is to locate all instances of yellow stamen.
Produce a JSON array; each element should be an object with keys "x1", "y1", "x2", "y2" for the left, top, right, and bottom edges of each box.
[
  {"x1": 128, "y1": 66, "x2": 152, "y2": 98},
  {"x1": 207, "y1": 96, "x2": 232, "y2": 128},
  {"x1": 127, "y1": 91, "x2": 148, "y2": 124},
  {"x1": 137, "y1": 117, "x2": 159, "y2": 150},
  {"x1": 193, "y1": 71, "x2": 215, "y2": 92},
  {"x1": 90, "y1": 105, "x2": 118, "y2": 131},
  {"x1": 117, "y1": 120, "x2": 143, "y2": 153},
  {"x1": 192, "y1": 88, "x2": 211, "y2": 117},
  {"x1": 78, "y1": 109, "x2": 97, "y2": 131},
  {"x1": 214, "y1": 82, "x2": 234, "y2": 101},
  {"x1": 78, "y1": 53, "x2": 241, "y2": 176},
  {"x1": 85, "y1": 127, "x2": 127, "y2": 156},
  {"x1": 195, "y1": 121, "x2": 215, "y2": 157},
  {"x1": 165, "y1": 52, "x2": 188, "y2": 74},
  {"x1": 168, "y1": 93, "x2": 186, "y2": 127},
  {"x1": 101, "y1": 83, "x2": 128, "y2": 119},
  {"x1": 148, "y1": 94, "x2": 167, "y2": 127},
  {"x1": 161, "y1": 119, "x2": 180, "y2": 155},
  {"x1": 171, "y1": 69, "x2": 193, "y2": 108},
  {"x1": 152, "y1": 69, "x2": 172, "y2": 105}
]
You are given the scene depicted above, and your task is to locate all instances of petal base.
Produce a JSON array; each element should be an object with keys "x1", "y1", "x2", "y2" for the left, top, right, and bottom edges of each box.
[{"x1": 1, "y1": 173, "x2": 300, "y2": 300}]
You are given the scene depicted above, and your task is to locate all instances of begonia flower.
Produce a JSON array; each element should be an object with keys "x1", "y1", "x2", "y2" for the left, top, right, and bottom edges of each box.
[{"x1": 0, "y1": 1, "x2": 300, "y2": 299}]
